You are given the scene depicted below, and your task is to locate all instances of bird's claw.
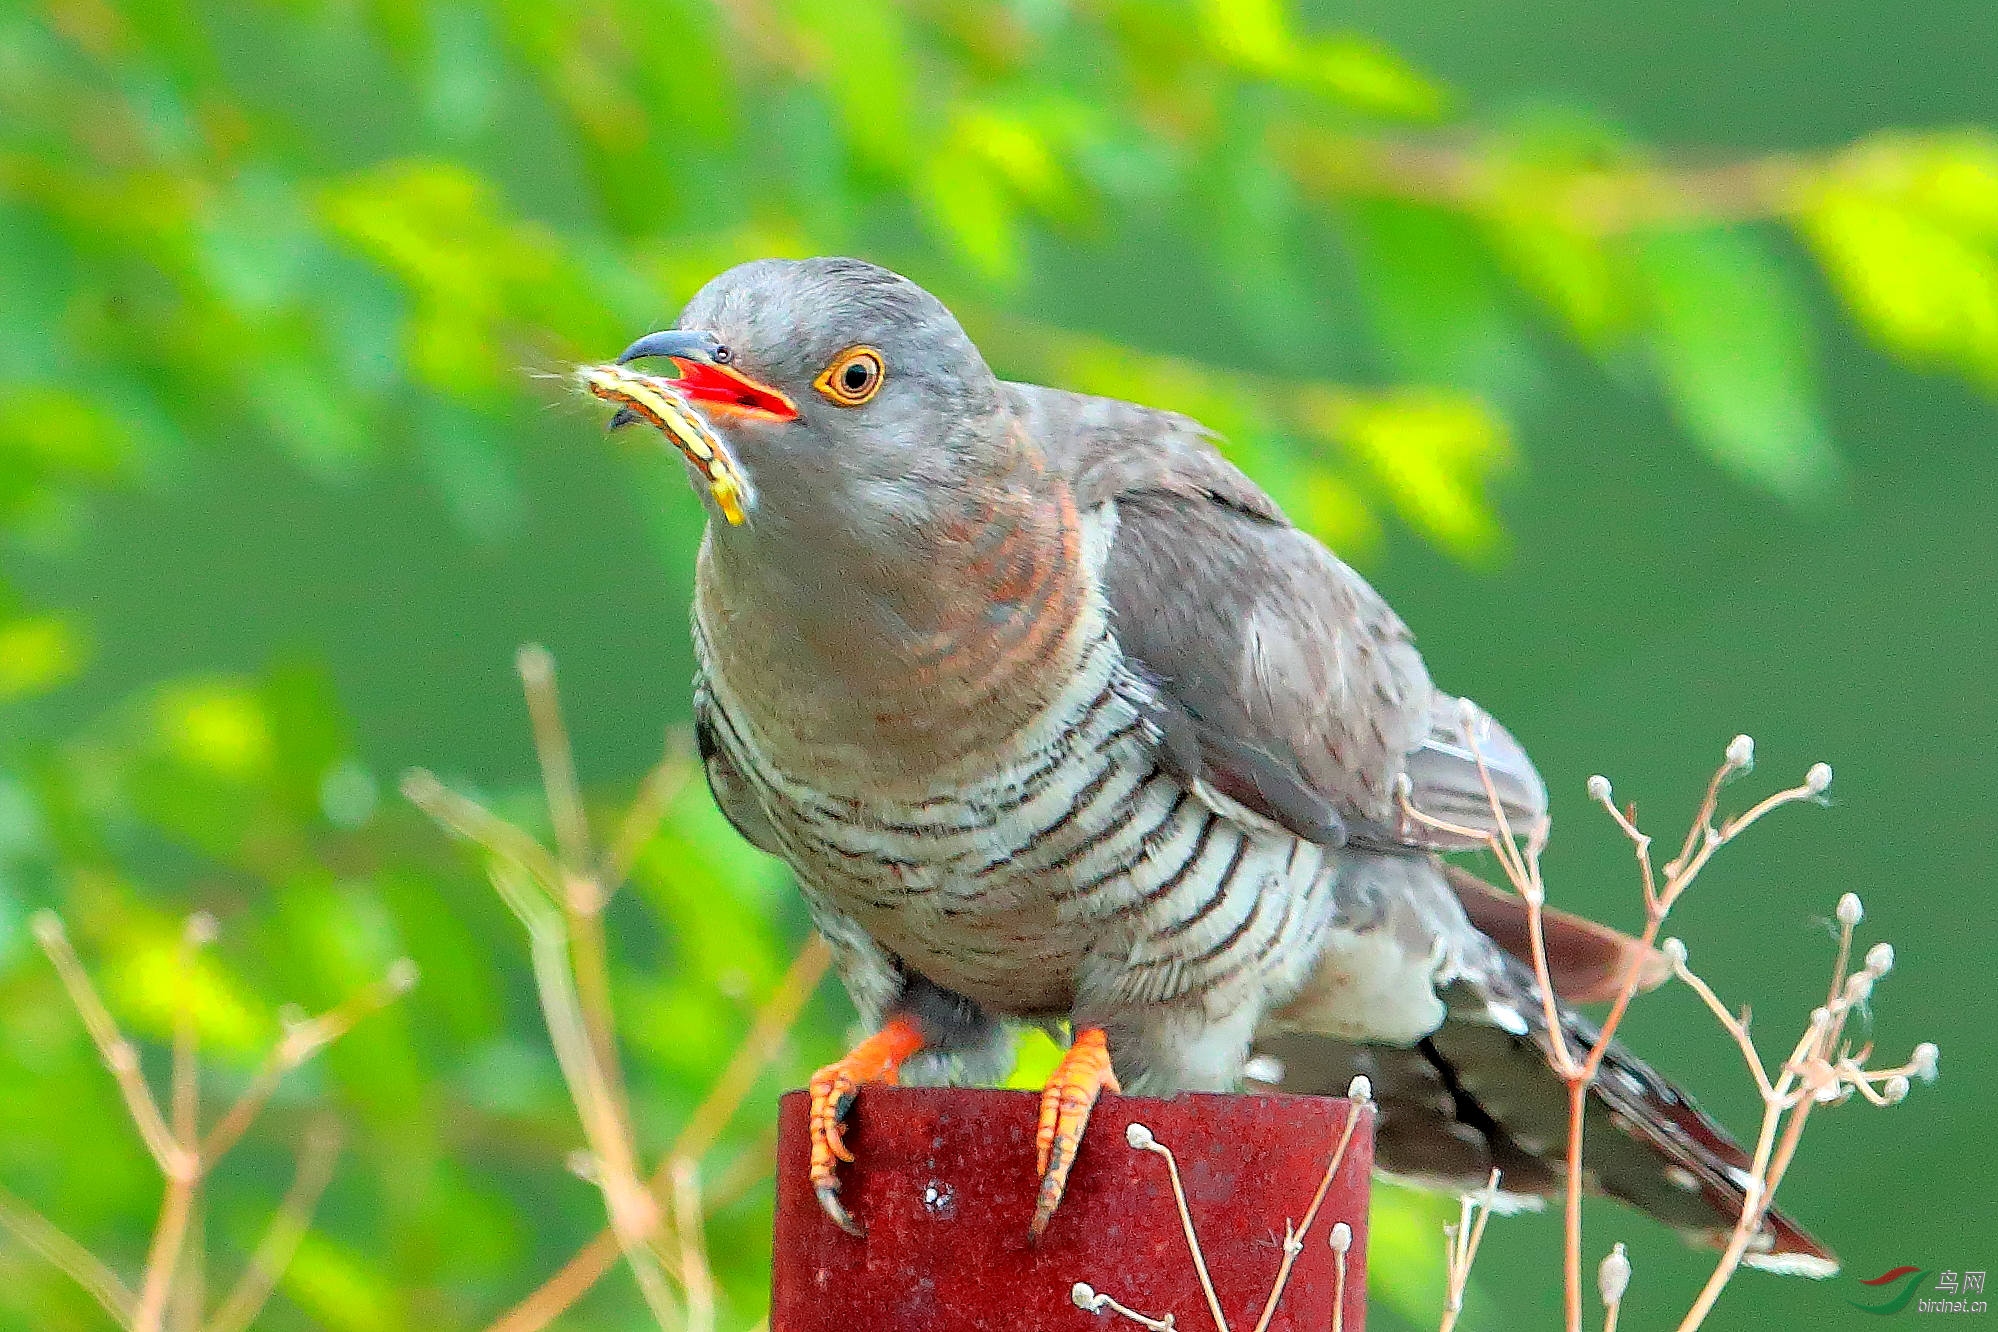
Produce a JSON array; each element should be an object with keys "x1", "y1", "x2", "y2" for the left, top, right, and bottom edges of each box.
[
  {"x1": 1029, "y1": 1026, "x2": 1120, "y2": 1241},
  {"x1": 804, "y1": 1016, "x2": 926, "y2": 1237},
  {"x1": 815, "y1": 1179, "x2": 865, "y2": 1238}
]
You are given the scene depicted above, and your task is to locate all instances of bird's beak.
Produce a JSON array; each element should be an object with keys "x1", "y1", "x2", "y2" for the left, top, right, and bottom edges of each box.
[
  {"x1": 614, "y1": 330, "x2": 799, "y2": 423},
  {"x1": 578, "y1": 330, "x2": 796, "y2": 526}
]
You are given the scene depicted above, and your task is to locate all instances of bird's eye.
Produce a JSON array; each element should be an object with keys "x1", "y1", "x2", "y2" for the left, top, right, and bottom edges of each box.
[{"x1": 814, "y1": 346, "x2": 886, "y2": 407}]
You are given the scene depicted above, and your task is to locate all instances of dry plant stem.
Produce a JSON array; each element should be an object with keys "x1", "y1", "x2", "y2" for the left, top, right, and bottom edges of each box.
[
  {"x1": 1403, "y1": 727, "x2": 1826, "y2": 1332},
  {"x1": 0, "y1": 1184, "x2": 136, "y2": 1326},
  {"x1": 605, "y1": 745, "x2": 697, "y2": 890},
  {"x1": 1437, "y1": 1171, "x2": 1502, "y2": 1332},
  {"x1": 481, "y1": 935, "x2": 830, "y2": 1332},
  {"x1": 1247, "y1": 1100, "x2": 1365, "y2": 1332},
  {"x1": 34, "y1": 921, "x2": 179, "y2": 1171},
  {"x1": 672, "y1": 1162, "x2": 716, "y2": 1332},
  {"x1": 207, "y1": 1120, "x2": 344, "y2": 1332},
  {"x1": 201, "y1": 972, "x2": 410, "y2": 1162},
  {"x1": 17, "y1": 913, "x2": 402, "y2": 1332},
  {"x1": 131, "y1": 921, "x2": 212, "y2": 1332},
  {"x1": 488, "y1": 862, "x2": 679, "y2": 1327},
  {"x1": 1279, "y1": 132, "x2": 1810, "y2": 234},
  {"x1": 518, "y1": 647, "x2": 625, "y2": 1112},
  {"x1": 1136, "y1": 1137, "x2": 1231, "y2": 1332}
]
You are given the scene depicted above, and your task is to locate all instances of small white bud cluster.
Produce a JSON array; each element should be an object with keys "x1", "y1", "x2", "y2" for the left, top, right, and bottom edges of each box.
[
  {"x1": 1662, "y1": 937, "x2": 1688, "y2": 968},
  {"x1": 1726, "y1": 734, "x2": 1756, "y2": 770},
  {"x1": 1844, "y1": 970, "x2": 1875, "y2": 1005},
  {"x1": 1329, "y1": 1221, "x2": 1353, "y2": 1253},
  {"x1": 1598, "y1": 1242, "x2": 1632, "y2": 1306},
  {"x1": 1805, "y1": 762, "x2": 1834, "y2": 794},
  {"x1": 1837, "y1": 893, "x2": 1864, "y2": 928},
  {"x1": 1586, "y1": 774, "x2": 1613, "y2": 805},
  {"x1": 1124, "y1": 1122, "x2": 1155, "y2": 1151},
  {"x1": 1912, "y1": 1042, "x2": 1940, "y2": 1082},
  {"x1": 1882, "y1": 1075, "x2": 1911, "y2": 1106},
  {"x1": 1071, "y1": 1282, "x2": 1104, "y2": 1314},
  {"x1": 1346, "y1": 1074, "x2": 1373, "y2": 1104},
  {"x1": 1864, "y1": 942, "x2": 1895, "y2": 977}
]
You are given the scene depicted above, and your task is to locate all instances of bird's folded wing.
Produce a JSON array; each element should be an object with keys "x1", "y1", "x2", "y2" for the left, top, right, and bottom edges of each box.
[{"x1": 1007, "y1": 381, "x2": 1547, "y2": 851}]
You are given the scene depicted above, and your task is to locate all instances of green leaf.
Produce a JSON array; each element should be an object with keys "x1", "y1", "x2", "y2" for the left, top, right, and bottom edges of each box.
[
  {"x1": 0, "y1": 615, "x2": 84, "y2": 700},
  {"x1": 1636, "y1": 227, "x2": 1841, "y2": 501},
  {"x1": 1301, "y1": 386, "x2": 1512, "y2": 560},
  {"x1": 1795, "y1": 133, "x2": 1998, "y2": 383}
]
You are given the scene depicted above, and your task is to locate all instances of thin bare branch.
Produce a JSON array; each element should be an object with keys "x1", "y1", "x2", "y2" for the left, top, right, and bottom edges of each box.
[
  {"x1": 0, "y1": 1183, "x2": 136, "y2": 1327},
  {"x1": 206, "y1": 1119, "x2": 344, "y2": 1332},
  {"x1": 400, "y1": 769, "x2": 565, "y2": 897},
  {"x1": 603, "y1": 743, "x2": 697, "y2": 891},
  {"x1": 202, "y1": 959, "x2": 417, "y2": 1164},
  {"x1": 671, "y1": 1161, "x2": 715, "y2": 1332},
  {"x1": 30, "y1": 912, "x2": 181, "y2": 1173},
  {"x1": 482, "y1": 934, "x2": 830, "y2": 1332},
  {"x1": 1248, "y1": 1099, "x2": 1365, "y2": 1332},
  {"x1": 516, "y1": 645, "x2": 596, "y2": 884}
]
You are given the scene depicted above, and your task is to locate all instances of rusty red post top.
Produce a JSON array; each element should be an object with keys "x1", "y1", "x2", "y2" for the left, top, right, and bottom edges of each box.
[{"x1": 773, "y1": 1088, "x2": 1373, "y2": 1332}]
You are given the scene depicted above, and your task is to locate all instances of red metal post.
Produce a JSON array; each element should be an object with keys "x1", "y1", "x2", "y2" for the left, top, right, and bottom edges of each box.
[{"x1": 773, "y1": 1087, "x2": 1372, "y2": 1331}]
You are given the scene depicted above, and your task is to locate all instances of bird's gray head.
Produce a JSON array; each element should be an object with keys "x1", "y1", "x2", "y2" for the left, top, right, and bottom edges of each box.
[{"x1": 607, "y1": 258, "x2": 1017, "y2": 557}]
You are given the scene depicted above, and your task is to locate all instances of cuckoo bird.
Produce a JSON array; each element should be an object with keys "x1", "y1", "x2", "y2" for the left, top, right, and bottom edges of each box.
[{"x1": 581, "y1": 256, "x2": 1833, "y2": 1272}]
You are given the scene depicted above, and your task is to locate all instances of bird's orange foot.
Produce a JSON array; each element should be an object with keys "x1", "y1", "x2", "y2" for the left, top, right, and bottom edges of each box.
[
  {"x1": 1030, "y1": 1026, "x2": 1121, "y2": 1240},
  {"x1": 807, "y1": 1015, "x2": 925, "y2": 1237}
]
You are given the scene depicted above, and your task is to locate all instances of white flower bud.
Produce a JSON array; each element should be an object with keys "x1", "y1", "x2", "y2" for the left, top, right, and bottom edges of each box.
[
  {"x1": 1330, "y1": 1221, "x2": 1353, "y2": 1253},
  {"x1": 1836, "y1": 893, "x2": 1864, "y2": 928},
  {"x1": 1124, "y1": 1122, "x2": 1154, "y2": 1150},
  {"x1": 1598, "y1": 1242, "x2": 1632, "y2": 1306},
  {"x1": 1662, "y1": 937, "x2": 1688, "y2": 968},
  {"x1": 1071, "y1": 1282, "x2": 1102, "y2": 1312},
  {"x1": 1912, "y1": 1042, "x2": 1939, "y2": 1082},
  {"x1": 1347, "y1": 1074, "x2": 1373, "y2": 1104},
  {"x1": 1726, "y1": 734, "x2": 1755, "y2": 769},
  {"x1": 1844, "y1": 971, "x2": 1874, "y2": 1005},
  {"x1": 1805, "y1": 762, "x2": 1833, "y2": 794},
  {"x1": 30, "y1": 910, "x2": 64, "y2": 947},
  {"x1": 1883, "y1": 1075, "x2": 1910, "y2": 1105},
  {"x1": 1809, "y1": 1006, "x2": 1832, "y2": 1031},
  {"x1": 386, "y1": 958, "x2": 421, "y2": 994},
  {"x1": 1864, "y1": 942, "x2": 1894, "y2": 977},
  {"x1": 1586, "y1": 774, "x2": 1613, "y2": 804}
]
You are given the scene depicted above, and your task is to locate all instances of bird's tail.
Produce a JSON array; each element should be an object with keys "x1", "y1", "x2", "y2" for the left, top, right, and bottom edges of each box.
[{"x1": 1254, "y1": 953, "x2": 1838, "y2": 1276}]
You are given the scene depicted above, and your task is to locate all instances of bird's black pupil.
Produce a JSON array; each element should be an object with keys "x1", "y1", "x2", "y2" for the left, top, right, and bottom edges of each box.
[{"x1": 843, "y1": 362, "x2": 869, "y2": 390}]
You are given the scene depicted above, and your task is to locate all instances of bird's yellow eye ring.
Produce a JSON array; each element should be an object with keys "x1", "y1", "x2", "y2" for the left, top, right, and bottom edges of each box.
[{"x1": 814, "y1": 346, "x2": 886, "y2": 407}]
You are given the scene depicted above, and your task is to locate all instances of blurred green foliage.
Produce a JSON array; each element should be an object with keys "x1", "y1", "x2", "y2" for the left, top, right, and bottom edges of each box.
[{"x1": 1, "y1": 0, "x2": 1993, "y2": 1329}]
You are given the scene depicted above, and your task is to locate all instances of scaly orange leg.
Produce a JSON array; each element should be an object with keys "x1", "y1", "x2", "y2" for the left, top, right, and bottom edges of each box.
[
  {"x1": 808, "y1": 1015, "x2": 925, "y2": 1236},
  {"x1": 1030, "y1": 1026, "x2": 1121, "y2": 1240}
]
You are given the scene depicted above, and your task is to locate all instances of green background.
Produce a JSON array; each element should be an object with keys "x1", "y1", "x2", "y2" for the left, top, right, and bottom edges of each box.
[{"x1": 2, "y1": 1, "x2": 1993, "y2": 1329}]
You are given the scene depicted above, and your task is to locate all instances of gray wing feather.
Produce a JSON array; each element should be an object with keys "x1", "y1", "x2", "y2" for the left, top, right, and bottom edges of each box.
[{"x1": 1006, "y1": 380, "x2": 1547, "y2": 849}]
